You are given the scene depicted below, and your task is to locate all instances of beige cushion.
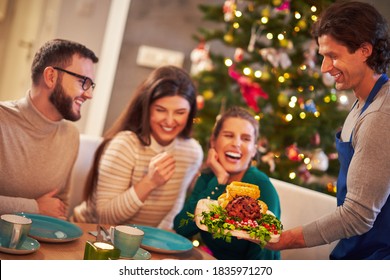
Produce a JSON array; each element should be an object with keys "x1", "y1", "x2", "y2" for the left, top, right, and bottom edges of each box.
[
  {"x1": 67, "y1": 134, "x2": 102, "y2": 218},
  {"x1": 270, "y1": 178, "x2": 338, "y2": 260}
]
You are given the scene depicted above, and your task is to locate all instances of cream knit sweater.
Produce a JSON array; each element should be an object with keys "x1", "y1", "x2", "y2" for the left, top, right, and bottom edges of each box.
[{"x1": 73, "y1": 130, "x2": 203, "y2": 229}]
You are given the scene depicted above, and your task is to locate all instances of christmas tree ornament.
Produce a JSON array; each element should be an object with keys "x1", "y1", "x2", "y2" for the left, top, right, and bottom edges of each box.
[
  {"x1": 259, "y1": 48, "x2": 291, "y2": 69},
  {"x1": 196, "y1": 95, "x2": 205, "y2": 110},
  {"x1": 277, "y1": 92, "x2": 289, "y2": 107},
  {"x1": 322, "y1": 72, "x2": 335, "y2": 87},
  {"x1": 279, "y1": 39, "x2": 289, "y2": 48},
  {"x1": 298, "y1": 96, "x2": 305, "y2": 108},
  {"x1": 311, "y1": 148, "x2": 329, "y2": 171},
  {"x1": 261, "y1": 6, "x2": 271, "y2": 18},
  {"x1": 248, "y1": 26, "x2": 256, "y2": 53},
  {"x1": 223, "y1": 0, "x2": 236, "y2": 22},
  {"x1": 261, "y1": 152, "x2": 276, "y2": 172},
  {"x1": 224, "y1": 32, "x2": 234, "y2": 43},
  {"x1": 310, "y1": 132, "x2": 321, "y2": 146},
  {"x1": 286, "y1": 143, "x2": 301, "y2": 161},
  {"x1": 260, "y1": 70, "x2": 271, "y2": 81},
  {"x1": 303, "y1": 40, "x2": 317, "y2": 69},
  {"x1": 276, "y1": 0, "x2": 291, "y2": 11},
  {"x1": 248, "y1": 24, "x2": 262, "y2": 53},
  {"x1": 193, "y1": 117, "x2": 202, "y2": 125},
  {"x1": 327, "y1": 182, "x2": 337, "y2": 194},
  {"x1": 202, "y1": 89, "x2": 214, "y2": 100},
  {"x1": 190, "y1": 41, "x2": 213, "y2": 76},
  {"x1": 297, "y1": 19, "x2": 307, "y2": 30},
  {"x1": 259, "y1": 48, "x2": 279, "y2": 68},
  {"x1": 191, "y1": 0, "x2": 349, "y2": 195},
  {"x1": 279, "y1": 51, "x2": 292, "y2": 69},
  {"x1": 234, "y1": 48, "x2": 244, "y2": 62},
  {"x1": 257, "y1": 137, "x2": 269, "y2": 154},
  {"x1": 327, "y1": 152, "x2": 338, "y2": 160},
  {"x1": 304, "y1": 99, "x2": 317, "y2": 113},
  {"x1": 228, "y1": 65, "x2": 269, "y2": 112},
  {"x1": 298, "y1": 164, "x2": 311, "y2": 182},
  {"x1": 272, "y1": 0, "x2": 283, "y2": 7}
]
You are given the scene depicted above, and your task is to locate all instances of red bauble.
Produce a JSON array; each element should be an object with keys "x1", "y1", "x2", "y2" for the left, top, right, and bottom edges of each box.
[
  {"x1": 234, "y1": 48, "x2": 244, "y2": 62},
  {"x1": 196, "y1": 95, "x2": 205, "y2": 110},
  {"x1": 286, "y1": 144, "x2": 300, "y2": 161}
]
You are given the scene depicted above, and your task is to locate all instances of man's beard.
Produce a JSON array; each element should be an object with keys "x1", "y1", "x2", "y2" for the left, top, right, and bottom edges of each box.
[{"x1": 49, "y1": 83, "x2": 81, "y2": 121}]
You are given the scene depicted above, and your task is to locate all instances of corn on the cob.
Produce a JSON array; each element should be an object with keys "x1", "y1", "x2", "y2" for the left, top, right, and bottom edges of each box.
[
  {"x1": 217, "y1": 181, "x2": 262, "y2": 209},
  {"x1": 217, "y1": 193, "x2": 231, "y2": 208},
  {"x1": 226, "y1": 181, "x2": 260, "y2": 200},
  {"x1": 258, "y1": 200, "x2": 268, "y2": 214}
]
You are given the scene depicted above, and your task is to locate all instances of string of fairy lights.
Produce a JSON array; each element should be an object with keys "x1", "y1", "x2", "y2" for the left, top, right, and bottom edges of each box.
[{"x1": 191, "y1": 0, "x2": 352, "y2": 195}]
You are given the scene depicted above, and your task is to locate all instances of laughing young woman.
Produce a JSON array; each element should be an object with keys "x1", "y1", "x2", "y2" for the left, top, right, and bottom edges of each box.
[
  {"x1": 72, "y1": 66, "x2": 203, "y2": 229},
  {"x1": 173, "y1": 106, "x2": 281, "y2": 259}
]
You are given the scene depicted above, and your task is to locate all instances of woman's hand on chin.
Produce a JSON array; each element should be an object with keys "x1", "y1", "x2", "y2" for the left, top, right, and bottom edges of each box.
[{"x1": 206, "y1": 148, "x2": 229, "y2": 184}]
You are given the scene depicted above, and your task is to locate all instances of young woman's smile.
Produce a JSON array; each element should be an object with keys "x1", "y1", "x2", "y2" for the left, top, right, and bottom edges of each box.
[
  {"x1": 211, "y1": 117, "x2": 257, "y2": 177},
  {"x1": 150, "y1": 95, "x2": 191, "y2": 146}
]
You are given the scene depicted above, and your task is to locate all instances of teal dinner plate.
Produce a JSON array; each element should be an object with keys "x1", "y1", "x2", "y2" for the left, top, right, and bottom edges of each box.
[
  {"x1": 131, "y1": 224, "x2": 193, "y2": 254},
  {"x1": 16, "y1": 213, "x2": 83, "y2": 243},
  {"x1": 0, "y1": 236, "x2": 40, "y2": 255}
]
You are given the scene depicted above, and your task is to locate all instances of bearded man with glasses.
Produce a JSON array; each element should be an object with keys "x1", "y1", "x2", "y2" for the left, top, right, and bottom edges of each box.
[{"x1": 0, "y1": 39, "x2": 98, "y2": 219}]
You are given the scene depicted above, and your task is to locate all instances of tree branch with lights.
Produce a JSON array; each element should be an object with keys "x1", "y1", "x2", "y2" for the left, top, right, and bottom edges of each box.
[{"x1": 191, "y1": 0, "x2": 351, "y2": 195}]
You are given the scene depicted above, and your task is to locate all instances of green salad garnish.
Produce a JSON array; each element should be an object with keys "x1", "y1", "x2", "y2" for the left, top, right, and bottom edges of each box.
[{"x1": 183, "y1": 204, "x2": 282, "y2": 247}]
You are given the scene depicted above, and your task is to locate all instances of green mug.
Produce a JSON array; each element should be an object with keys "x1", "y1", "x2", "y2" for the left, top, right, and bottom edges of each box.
[
  {"x1": 83, "y1": 240, "x2": 121, "y2": 260},
  {"x1": 0, "y1": 214, "x2": 32, "y2": 249},
  {"x1": 110, "y1": 225, "x2": 144, "y2": 258}
]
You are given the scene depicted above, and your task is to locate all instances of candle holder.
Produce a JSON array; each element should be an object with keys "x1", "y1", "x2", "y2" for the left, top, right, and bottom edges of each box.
[{"x1": 83, "y1": 240, "x2": 121, "y2": 260}]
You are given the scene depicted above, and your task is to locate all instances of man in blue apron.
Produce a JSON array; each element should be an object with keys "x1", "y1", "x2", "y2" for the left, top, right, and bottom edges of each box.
[{"x1": 265, "y1": 1, "x2": 390, "y2": 259}]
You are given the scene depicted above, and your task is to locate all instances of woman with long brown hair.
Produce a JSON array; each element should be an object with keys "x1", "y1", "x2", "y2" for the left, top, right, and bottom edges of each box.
[{"x1": 73, "y1": 66, "x2": 203, "y2": 229}]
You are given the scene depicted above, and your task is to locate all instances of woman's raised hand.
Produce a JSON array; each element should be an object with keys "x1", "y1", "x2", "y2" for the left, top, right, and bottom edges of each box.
[
  {"x1": 206, "y1": 148, "x2": 229, "y2": 185},
  {"x1": 147, "y1": 152, "x2": 176, "y2": 187}
]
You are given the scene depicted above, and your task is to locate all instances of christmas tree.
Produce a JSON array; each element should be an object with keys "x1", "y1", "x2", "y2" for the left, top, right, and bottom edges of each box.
[{"x1": 190, "y1": 0, "x2": 351, "y2": 195}]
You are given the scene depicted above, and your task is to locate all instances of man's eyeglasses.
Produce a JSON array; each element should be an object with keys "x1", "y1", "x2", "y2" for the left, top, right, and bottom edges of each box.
[{"x1": 53, "y1": 67, "x2": 95, "y2": 91}]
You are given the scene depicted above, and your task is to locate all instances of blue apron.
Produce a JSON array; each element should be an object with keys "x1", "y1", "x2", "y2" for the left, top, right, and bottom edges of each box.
[{"x1": 331, "y1": 74, "x2": 390, "y2": 259}]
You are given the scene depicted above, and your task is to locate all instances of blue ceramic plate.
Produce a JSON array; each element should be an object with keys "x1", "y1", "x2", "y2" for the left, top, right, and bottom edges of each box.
[
  {"x1": 0, "y1": 236, "x2": 40, "y2": 255},
  {"x1": 16, "y1": 213, "x2": 83, "y2": 243},
  {"x1": 131, "y1": 225, "x2": 193, "y2": 254}
]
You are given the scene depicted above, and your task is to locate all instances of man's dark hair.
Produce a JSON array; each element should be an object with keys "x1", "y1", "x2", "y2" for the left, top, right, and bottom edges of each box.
[{"x1": 312, "y1": 1, "x2": 390, "y2": 74}]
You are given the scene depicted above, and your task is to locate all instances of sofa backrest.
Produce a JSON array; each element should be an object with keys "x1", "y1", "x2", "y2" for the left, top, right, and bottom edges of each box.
[
  {"x1": 67, "y1": 134, "x2": 103, "y2": 218},
  {"x1": 270, "y1": 178, "x2": 338, "y2": 259}
]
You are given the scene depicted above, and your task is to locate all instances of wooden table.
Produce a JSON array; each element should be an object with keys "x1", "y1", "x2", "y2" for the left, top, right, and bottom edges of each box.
[{"x1": 0, "y1": 222, "x2": 215, "y2": 260}]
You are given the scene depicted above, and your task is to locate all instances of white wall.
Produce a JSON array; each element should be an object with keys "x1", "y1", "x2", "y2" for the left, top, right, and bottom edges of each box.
[{"x1": 0, "y1": 0, "x2": 119, "y2": 135}]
